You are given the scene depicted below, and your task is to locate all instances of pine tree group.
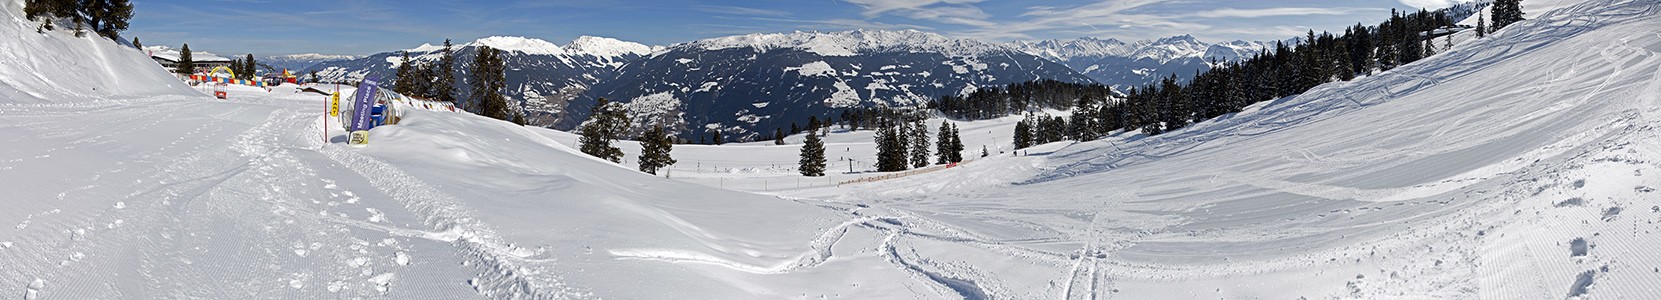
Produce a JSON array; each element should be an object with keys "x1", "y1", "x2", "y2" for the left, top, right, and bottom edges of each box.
[
  {"x1": 874, "y1": 120, "x2": 909, "y2": 172},
  {"x1": 799, "y1": 130, "x2": 827, "y2": 177},
  {"x1": 637, "y1": 125, "x2": 676, "y2": 175},
  {"x1": 933, "y1": 121, "x2": 964, "y2": 164},
  {"x1": 1491, "y1": 0, "x2": 1526, "y2": 32},
  {"x1": 579, "y1": 98, "x2": 630, "y2": 163},
  {"x1": 23, "y1": 0, "x2": 131, "y2": 39},
  {"x1": 470, "y1": 46, "x2": 514, "y2": 122}
]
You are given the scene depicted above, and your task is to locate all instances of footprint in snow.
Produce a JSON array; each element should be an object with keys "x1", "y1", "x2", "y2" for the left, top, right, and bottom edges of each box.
[
  {"x1": 1568, "y1": 270, "x2": 1595, "y2": 298},
  {"x1": 24, "y1": 278, "x2": 44, "y2": 300},
  {"x1": 1570, "y1": 238, "x2": 1590, "y2": 257},
  {"x1": 1602, "y1": 207, "x2": 1622, "y2": 222}
]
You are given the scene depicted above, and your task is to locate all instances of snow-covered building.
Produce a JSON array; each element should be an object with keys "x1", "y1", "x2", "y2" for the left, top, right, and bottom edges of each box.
[{"x1": 144, "y1": 46, "x2": 232, "y2": 72}]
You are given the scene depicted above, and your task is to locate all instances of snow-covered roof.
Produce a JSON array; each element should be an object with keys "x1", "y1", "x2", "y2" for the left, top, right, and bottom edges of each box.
[{"x1": 144, "y1": 46, "x2": 232, "y2": 63}]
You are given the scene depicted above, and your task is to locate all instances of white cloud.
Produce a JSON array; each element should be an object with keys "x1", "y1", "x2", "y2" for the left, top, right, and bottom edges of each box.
[{"x1": 845, "y1": 0, "x2": 987, "y2": 18}]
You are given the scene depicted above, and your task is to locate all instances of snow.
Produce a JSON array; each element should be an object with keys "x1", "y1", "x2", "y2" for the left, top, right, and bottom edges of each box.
[
  {"x1": 1130, "y1": 34, "x2": 1211, "y2": 63},
  {"x1": 268, "y1": 53, "x2": 359, "y2": 61},
  {"x1": 682, "y1": 29, "x2": 1012, "y2": 57},
  {"x1": 407, "y1": 43, "x2": 445, "y2": 53},
  {"x1": 624, "y1": 91, "x2": 685, "y2": 130},
  {"x1": 1010, "y1": 37, "x2": 1138, "y2": 62},
  {"x1": 783, "y1": 61, "x2": 836, "y2": 77},
  {"x1": 565, "y1": 35, "x2": 654, "y2": 58},
  {"x1": 142, "y1": 45, "x2": 232, "y2": 63},
  {"x1": 468, "y1": 36, "x2": 569, "y2": 55},
  {"x1": 5, "y1": 0, "x2": 1661, "y2": 298},
  {"x1": 824, "y1": 80, "x2": 861, "y2": 108}
]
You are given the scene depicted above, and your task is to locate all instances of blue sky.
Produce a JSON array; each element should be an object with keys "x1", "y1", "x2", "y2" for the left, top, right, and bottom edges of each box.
[{"x1": 129, "y1": 0, "x2": 1471, "y2": 57}]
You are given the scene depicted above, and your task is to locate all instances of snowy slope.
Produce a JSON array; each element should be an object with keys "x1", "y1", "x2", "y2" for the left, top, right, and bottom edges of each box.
[
  {"x1": 5, "y1": 0, "x2": 1661, "y2": 298},
  {"x1": 0, "y1": 5, "x2": 917, "y2": 298},
  {"x1": 0, "y1": 4, "x2": 193, "y2": 103},
  {"x1": 784, "y1": 0, "x2": 1661, "y2": 298}
]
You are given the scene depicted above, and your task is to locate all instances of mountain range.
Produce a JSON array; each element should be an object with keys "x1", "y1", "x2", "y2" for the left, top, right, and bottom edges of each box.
[
  {"x1": 262, "y1": 53, "x2": 360, "y2": 72},
  {"x1": 308, "y1": 36, "x2": 655, "y2": 126},
  {"x1": 1010, "y1": 35, "x2": 1274, "y2": 90},
  {"x1": 304, "y1": 30, "x2": 1268, "y2": 140}
]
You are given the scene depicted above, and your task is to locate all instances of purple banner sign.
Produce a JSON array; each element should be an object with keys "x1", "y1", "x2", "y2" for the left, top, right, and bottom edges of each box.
[{"x1": 350, "y1": 77, "x2": 381, "y2": 131}]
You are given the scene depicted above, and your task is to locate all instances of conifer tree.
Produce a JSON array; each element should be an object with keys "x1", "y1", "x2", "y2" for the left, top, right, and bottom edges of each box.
[
  {"x1": 712, "y1": 132, "x2": 724, "y2": 145},
  {"x1": 1477, "y1": 11, "x2": 1487, "y2": 38},
  {"x1": 936, "y1": 121, "x2": 954, "y2": 165},
  {"x1": 470, "y1": 46, "x2": 511, "y2": 120},
  {"x1": 874, "y1": 120, "x2": 908, "y2": 172},
  {"x1": 774, "y1": 128, "x2": 786, "y2": 145},
  {"x1": 909, "y1": 118, "x2": 930, "y2": 168},
  {"x1": 107, "y1": 0, "x2": 134, "y2": 38},
  {"x1": 243, "y1": 54, "x2": 256, "y2": 80},
  {"x1": 436, "y1": 39, "x2": 457, "y2": 104},
  {"x1": 395, "y1": 51, "x2": 413, "y2": 95},
  {"x1": 799, "y1": 130, "x2": 826, "y2": 177},
  {"x1": 949, "y1": 123, "x2": 965, "y2": 163},
  {"x1": 175, "y1": 43, "x2": 194, "y2": 74},
  {"x1": 1013, "y1": 117, "x2": 1033, "y2": 150},
  {"x1": 579, "y1": 98, "x2": 628, "y2": 163},
  {"x1": 637, "y1": 125, "x2": 675, "y2": 175},
  {"x1": 131, "y1": 37, "x2": 139, "y2": 48},
  {"x1": 1492, "y1": 0, "x2": 1525, "y2": 32},
  {"x1": 1422, "y1": 36, "x2": 1436, "y2": 58},
  {"x1": 981, "y1": 145, "x2": 989, "y2": 158},
  {"x1": 228, "y1": 59, "x2": 242, "y2": 79}
]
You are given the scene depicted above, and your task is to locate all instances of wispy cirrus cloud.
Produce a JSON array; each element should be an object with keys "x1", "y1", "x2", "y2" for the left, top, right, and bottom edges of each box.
[
  {"x1": 844, "y1": 0, "x2": 987, "y2": 18},
  {"x1": 1191, "y1": 7, "x2": 1380, "y2": 19},
  {"x1": 695, "y1": 5, "x2": 793, "y2": 17}
]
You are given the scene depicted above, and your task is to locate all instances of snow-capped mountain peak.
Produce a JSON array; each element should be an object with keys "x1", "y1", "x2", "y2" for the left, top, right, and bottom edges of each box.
[
  {"x1": 680, "y1": 29, "x2": 1009, "y2": 57},
  {"x1": 469, "y1": 36, "x2": 569, "y2": 55},
  {"x1": 268, "y1": 53, "x2": 359, "y2": 61},
  {"x1": 1011, "y1": 37, "x2": 1139, "y2": 62},
  {"x1": 1011, "y1": 34, "x2": 1272, "y2": 90},
  {"x1": 1131, "y1": 34, "x2": 1211, "y2": 63},
  {"x1": 564, "y1": 36, "x2": 654, "y2": 59},
  {"x1": 408, "y1": 43, "x2": 446, "y2": 53},
  {"x1": 1202, "y1": 40, "x2": 1273, "y2": 62}
]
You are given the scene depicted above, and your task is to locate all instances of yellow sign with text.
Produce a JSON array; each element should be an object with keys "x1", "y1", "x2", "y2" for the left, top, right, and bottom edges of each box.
[
  {"x1": 330, "y1": 92, "x2": 340, "y2": 116},
  {"x1": 348, "y1": 131, "x2": 369, "y2": 146}
]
